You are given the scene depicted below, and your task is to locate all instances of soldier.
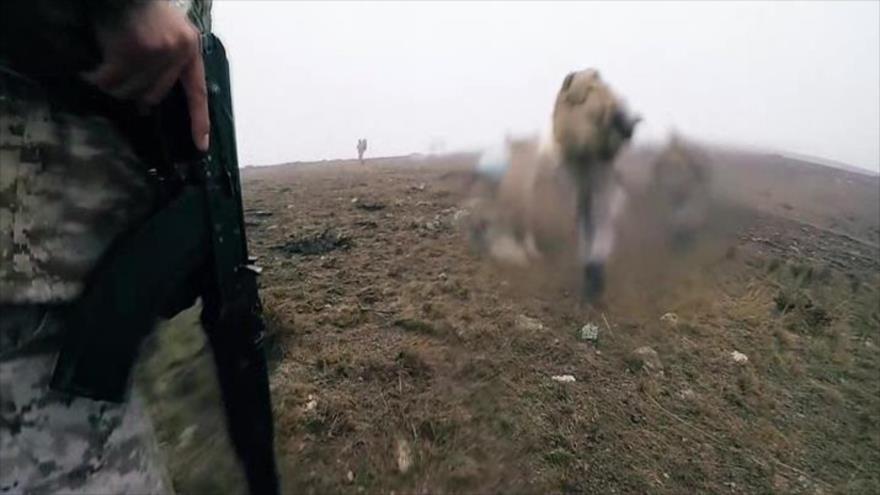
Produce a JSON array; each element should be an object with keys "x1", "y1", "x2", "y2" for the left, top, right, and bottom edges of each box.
[
  {"x1": 0, "y1": 1, "x2": 242, "y2": 493},
  {"x1": 357, "y1": 138, "x2": 368, "y2": 164}
]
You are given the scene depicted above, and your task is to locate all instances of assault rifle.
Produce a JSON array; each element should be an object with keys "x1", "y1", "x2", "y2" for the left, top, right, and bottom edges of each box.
[{"x1": 50, "y1": 34, "x2": 280, "y2": 495}]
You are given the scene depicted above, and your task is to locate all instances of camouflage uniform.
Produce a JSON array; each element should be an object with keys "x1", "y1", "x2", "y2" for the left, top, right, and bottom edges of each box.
[{"x1": 1, "y1": 1, "x2": 212, "y2": 493}]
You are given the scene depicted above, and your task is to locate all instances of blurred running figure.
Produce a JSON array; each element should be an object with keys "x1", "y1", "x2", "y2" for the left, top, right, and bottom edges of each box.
[{"x1": 466, "y1": 69, "x2": 639, "y2": 302}]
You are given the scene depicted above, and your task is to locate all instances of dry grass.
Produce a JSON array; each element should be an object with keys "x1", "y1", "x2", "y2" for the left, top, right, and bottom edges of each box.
[{"x1": 139, "y1": 152, "x2": 879, "y2": 494}]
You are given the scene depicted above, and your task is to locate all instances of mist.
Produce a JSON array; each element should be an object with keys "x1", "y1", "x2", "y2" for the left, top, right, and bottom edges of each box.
[{"x1": 213, "y1": 1, "x2": 880, "y2": 173}]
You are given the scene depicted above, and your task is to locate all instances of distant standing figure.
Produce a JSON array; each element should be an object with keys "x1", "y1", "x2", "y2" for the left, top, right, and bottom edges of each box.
[{"x1": 357, "y1": 138, "x2": 368, "y2": 164}]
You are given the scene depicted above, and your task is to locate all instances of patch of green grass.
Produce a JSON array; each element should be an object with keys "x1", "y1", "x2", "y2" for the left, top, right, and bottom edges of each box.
[{"x1": 543, "y1": 447, "x2": 576, "y2": 468}]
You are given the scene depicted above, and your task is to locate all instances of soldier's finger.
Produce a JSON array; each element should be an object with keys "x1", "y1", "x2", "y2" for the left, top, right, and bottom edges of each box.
[{"x1": 180, "y1": 53, "x2": 210, "y2": 151}]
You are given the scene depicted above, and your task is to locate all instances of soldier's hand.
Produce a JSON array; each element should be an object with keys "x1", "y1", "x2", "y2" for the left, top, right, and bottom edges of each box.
[{"x1": 83, "y1": 2, "x2": 210, "y2": 151}]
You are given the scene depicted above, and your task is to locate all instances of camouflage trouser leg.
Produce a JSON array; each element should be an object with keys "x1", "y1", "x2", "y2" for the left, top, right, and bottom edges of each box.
[{"x1": 0, "y1": 351, "x2": 173, "y2": 494}]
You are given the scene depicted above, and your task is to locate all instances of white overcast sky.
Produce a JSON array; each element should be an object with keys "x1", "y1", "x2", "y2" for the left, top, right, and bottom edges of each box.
[{"x1": 213, "y1": 1, "x2": 880, "y2": 172}]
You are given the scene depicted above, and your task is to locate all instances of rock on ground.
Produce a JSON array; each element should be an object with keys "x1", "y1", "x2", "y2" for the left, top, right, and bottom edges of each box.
[{"x1": 629, "y1": 346, "x2": 664, "y2": 376}]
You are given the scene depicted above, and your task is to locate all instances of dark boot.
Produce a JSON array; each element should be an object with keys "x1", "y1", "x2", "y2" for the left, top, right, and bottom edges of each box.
[{"x1": 582, "y1": 262, "x2": 605, "y2": 302}]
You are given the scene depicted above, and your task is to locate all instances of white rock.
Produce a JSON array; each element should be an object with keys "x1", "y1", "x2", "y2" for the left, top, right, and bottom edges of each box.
[
  {"x1": 731, "y1": 351, "x2": 749, "y2": 364},
  {"x1": 396, "y1": 438, "x2": 413, "y2": 473},
  {"x1": 660, "y1": 312, "x2": 679, "y2": 326},
  {"x1": 630, "y1": 346, "x2": 664, "y2": 375},
  {"x1": 579, "y1": 323, "x2": 600, "y2": 342},
  {"x1": 305, "y1": 394, "x2": 318, "y2": 412},
  {"x1": 551, "y1": 374, "x2": 577, "y2": 383},
  {"x1": 678, "y1": 388, "x2": 697, "y2": 401}
]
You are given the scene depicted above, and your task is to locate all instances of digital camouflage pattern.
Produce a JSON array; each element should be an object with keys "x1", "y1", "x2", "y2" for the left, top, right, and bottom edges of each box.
[
  {"x1": 0, "y1": 311, "x2": 172, "y2": 494},
  {"x1": 1, "y1": 1, "x2": 212, "y2": 493},
  {"x1": 0, "y1": 71, "x2": 155, "y2": 306},
  {"x1": 0, "y1": 0, "x2": 213, "y2": 307}
]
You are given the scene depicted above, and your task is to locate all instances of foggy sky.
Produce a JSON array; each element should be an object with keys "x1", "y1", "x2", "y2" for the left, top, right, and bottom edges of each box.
[{"x1": 213, "y1": 1, "x2": 880, "y2": 173}]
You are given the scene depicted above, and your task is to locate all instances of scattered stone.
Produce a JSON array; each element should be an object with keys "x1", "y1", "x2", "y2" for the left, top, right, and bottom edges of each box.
[
  {"x1": 551, "y1": 374, "x2": 577, "y2": 383},
  {"x1": 660, "y1": 312, "x2": 679, "y2": 326},
  {"x1": 578, "y1": 323, "x2": 600, "y2": 342},
  {"x1": 305, "y1": 394, "x2": 318, "y2": 412},
  {"x1": 515, "y1": 315, "x2": 544, "y2": 332},
  {"x1": 678, "y1": 388, "x2": 697, "y2": 401},
  {"x1": 629, "y1": 346, "x2": 664, "y2": 375},
  {"x1": 351, "y1": 197, "x2": 359, "y2": 204},
  {"x1": 396, "y1": 438, "x2": 413, "y2": 474},
  {"x1": 731, "y1": 350, "x2": 749, "y2": 364},
  {"x1": 346, "y1": 470, "x2": 355, "y2": 483}
]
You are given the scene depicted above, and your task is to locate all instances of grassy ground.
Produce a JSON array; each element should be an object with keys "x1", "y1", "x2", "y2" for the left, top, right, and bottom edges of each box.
[{"x1": 137, "y1": 153, "x2": 879, "y2": 494}]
